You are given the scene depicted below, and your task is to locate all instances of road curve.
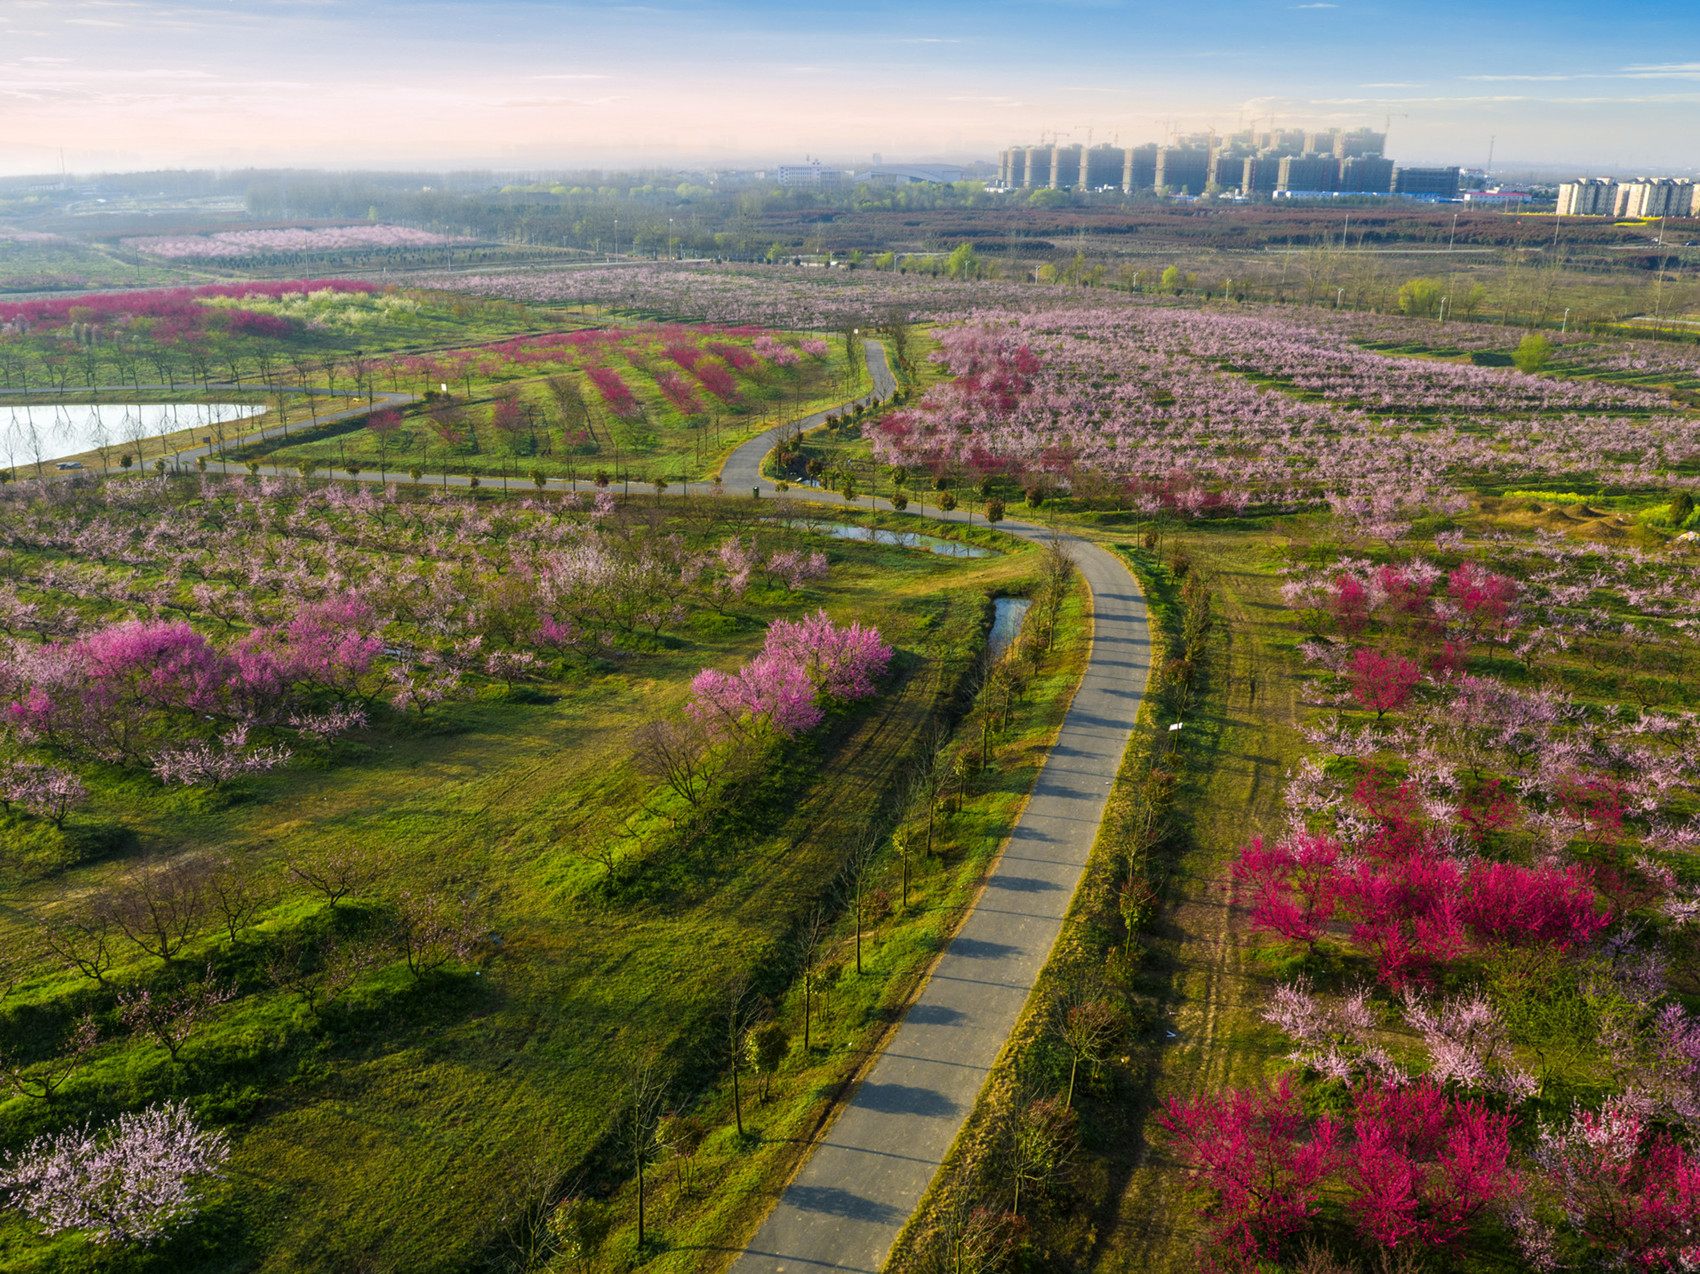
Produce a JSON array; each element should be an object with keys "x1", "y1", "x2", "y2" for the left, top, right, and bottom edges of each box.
[
  {"x1": 30, "y1": 347, "x2": 1151, "y2": 1271},
  {"x1": 724, "y1": 345, "x2": 1152, "y2": 1272}
]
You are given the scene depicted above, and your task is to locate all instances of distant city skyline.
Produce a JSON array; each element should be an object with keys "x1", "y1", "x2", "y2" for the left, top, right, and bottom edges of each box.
[{"x1": 1, "y1": 0, "x2": 1697, "y2": 177}]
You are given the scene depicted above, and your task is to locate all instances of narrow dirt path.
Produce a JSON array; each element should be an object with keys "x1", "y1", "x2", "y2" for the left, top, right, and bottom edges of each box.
[{"x1": 1090, "y1": 539, "x2": 1302, "y2": 1271}]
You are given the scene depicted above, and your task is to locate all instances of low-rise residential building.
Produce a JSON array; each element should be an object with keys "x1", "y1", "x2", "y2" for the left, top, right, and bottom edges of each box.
[
  {"x1": 776, "y1": 161, "x2": 849, "y2": 190},
  {"x1": 1613, "y1": 179, "x2": 1697, "y2": 218},
  {"x1": 1557, "y1": 178, "x2": 1617, "y2": 216}
]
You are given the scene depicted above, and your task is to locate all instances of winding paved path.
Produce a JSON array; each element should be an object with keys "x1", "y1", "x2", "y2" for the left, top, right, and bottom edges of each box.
[
  {"x1": 28, "y1": 346, "x2": 1151, "y2": 1270},
  {"x1": 722, "y1": 345, "x2": 1152, "y2": 1272}
]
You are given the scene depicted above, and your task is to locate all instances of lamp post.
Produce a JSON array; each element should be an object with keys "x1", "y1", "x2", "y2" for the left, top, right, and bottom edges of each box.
[
  {"x1": 1336, "y1": 286, "x2": 1344, "y2": 308},
  {"x1": 1562, "y1": 307, "x2": 1571, "y2": 335},
  {"x1": 669, "y1": 217, "x2": 675, "y2": 260},
  {"x1": 1438, "y1": 295, "x2": 1448, "y2": 325}
]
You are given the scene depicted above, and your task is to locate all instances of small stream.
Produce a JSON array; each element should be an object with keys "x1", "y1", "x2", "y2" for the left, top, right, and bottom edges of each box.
[
  {"x1": 777, "y1": 520, "x2": 994, "y2": 559},
  {"x1": 988, "y1": 597, "x2": 1032, "y2": 661}
]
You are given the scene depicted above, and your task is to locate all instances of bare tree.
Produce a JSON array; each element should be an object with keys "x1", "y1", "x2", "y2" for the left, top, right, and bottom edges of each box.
[
  {"x1": 796, "y1": 907, "x2": 831, "y2": 1054},
  {"x1": 934, "y1": 1171, "x2": 1026, "y2": 1274},
  {"x1": 546, "y1": 373, "x2": 599, "y2": 447},
  {"x1": 1050, "y1": 980, "x2": 1127, "y2": 1108},
  {"x1": 723, "y1": 974, "x2": 764, "y2": 1138},
  {"x1": 893, "y1": 827, "x2": 915, "y2": 911},
  {"x1": 118, "y1": 964, "x2": 235, "y2": 1064},
  {"x1": 107, "y1": 857, "x2": 211, "y2": 965},
  {"x1": 617, "y1": 1053, "x2": 669, "y2": 1251},
  {"x1": 40, "y1": 908, "x2": 115, "y2": 984},
  {"x1": 390, "y1": 889, "x2": 484, "y2": 978},
  {"x1": 631, "y1": 718, "x2": 715, "y2": 809},
  {"x1": 347, "y1": 352, "x2": 375, "y2": 405},
  {"x1": 205, "y1": 856, "x2": 270, "y2": 945},
  {"x1": 0, "y1": 1013, "x2": 99, "y2": 1104},
  {"x1": 287, "y1": 844, "x2": 384, "y2": 908},
  {"x1": 914, "y1": 731, "x2": 950, "y2": 858},
  {"x1": 877, "y1": 306, "x2": 914, "y2": 378},
  {"x1": 1038, "y1": 537, "x2": 1076, "y2": 651},
  {"x1": 844, "y1": 832, "x2": 883, "y2": 976},
  {"x1": 263, "y1": 930, "x2": 380, "y2": 1018},
  {"x1": 1000, "y1": 1094, "x2": 1078, "y2": 1215},
  {"x1": 0, "y1": 935, "x2": 43, "y2": 1002}
]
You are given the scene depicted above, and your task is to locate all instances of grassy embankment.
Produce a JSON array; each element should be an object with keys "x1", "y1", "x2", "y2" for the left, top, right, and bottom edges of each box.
[{"x1": 566, "y1": 561, "x2": 1096, "y2": 1270}]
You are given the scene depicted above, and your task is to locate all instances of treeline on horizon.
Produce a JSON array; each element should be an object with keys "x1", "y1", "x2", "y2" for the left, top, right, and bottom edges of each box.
[{"x1": 5, "y1": 166, "x2": 1695, "y2": 273}]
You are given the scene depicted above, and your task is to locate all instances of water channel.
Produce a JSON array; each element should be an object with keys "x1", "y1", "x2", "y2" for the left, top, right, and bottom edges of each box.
[
  {"x1": 782, "y1": 520, "x2": 994, "y2": 559},
  {"x1": 988, "y1": 597, "x2": 1032, "y2": 660}
]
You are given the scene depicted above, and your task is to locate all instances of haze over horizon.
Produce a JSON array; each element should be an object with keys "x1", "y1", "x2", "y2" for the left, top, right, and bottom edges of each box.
[{"x1": 2, "y1": 0, "x2": 1698, "y2": 178}]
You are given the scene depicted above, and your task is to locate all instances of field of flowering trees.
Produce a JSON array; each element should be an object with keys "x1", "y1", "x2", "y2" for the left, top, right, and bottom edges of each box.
[
  {"x1": 8, "y1": 263, "x2": 1700, "y2": 1272},
  {"x1": 122, "y1": 226, "x2": 474, "y2": 261},
  {"x1": 240, "y1": 322, "x2": 846, "y2": 483},
  {"x1": 862, "y1": 306, "x2": 1694, "y2": 523},
  {"x1": 697, "y1": 278, "x2": 1700, "y2": 1272},
  {"x1": 1157, "y1": 510, "x2": 1700, "y2": 1270},
  {"x1": 0, "y1": 461, "x2": 1071, "y2": 1269},
  {"x1": 0, "y1": 277, "x2": 859, "y2": 483}
]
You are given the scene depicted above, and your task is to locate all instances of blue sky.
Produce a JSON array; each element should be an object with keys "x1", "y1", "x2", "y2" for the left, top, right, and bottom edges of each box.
[{"x1": 1, "y1": 0, "x2": 1696, "y2": 175}]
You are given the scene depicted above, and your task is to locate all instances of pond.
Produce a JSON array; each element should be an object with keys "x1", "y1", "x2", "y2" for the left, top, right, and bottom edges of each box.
[
  {"x1": 781, "y1": 520, "x2": 994, "y2": 559},
  {"x1": 0, "y1": 404, "x2": 266, "y2": 470},
  {"x1": 988, "y1": 597, "x2": 1032, "y2": 661}
]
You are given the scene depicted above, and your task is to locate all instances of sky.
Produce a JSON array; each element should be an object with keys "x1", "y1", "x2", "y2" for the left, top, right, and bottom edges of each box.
[{"x1": 2, "y1": 0, "x2": 1698, "y2": 177}]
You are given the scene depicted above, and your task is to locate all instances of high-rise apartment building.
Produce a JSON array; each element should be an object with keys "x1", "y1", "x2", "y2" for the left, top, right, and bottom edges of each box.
[
  {"x1": 1339, "y1": 156, "x2": 1395, "y2": 193},
  {"x1": 1332, "y1": 129, "x2": 1387, "y2": 159},
  {"x1": 1049, "y1": 144, "x2": 1083, "y2": 190},
  {"x1": 1392, "y1": 167, "x2": 1461, "y2": 198},
  {"x1": 996, "y1": 126, "x2": 1451, "y2": 199},
  {"x1": 1155, "y1": 146, "x2": 1211, "y2": 194},
  {"x1": 1278, "y1": 155, "x2": 1340, "y2": 193},
  {"x1": 1123, "y1": 144, "x2": 1158, "y2": 193},
  {"x1": 1082, "y1": 144, "x2": 1125, "y2": 189}
]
